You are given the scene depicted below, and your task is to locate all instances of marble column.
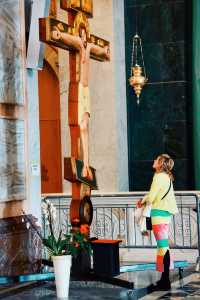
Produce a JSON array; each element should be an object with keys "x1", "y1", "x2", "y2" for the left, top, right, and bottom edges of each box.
[
  {"x1": 23, "y1": 69, "x2": 42, "y2": 222},
  {"x1": 112, "y1": 0, "x2": 129, "y2": 191},
  {"x1": 0, "y1": 0, "x2": 50, "y2": 275}
]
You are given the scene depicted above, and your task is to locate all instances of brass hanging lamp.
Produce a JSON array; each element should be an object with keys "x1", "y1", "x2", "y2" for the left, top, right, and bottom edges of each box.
[{"x1": 129, "y1": 34, "x2": 148, "y2": 104}]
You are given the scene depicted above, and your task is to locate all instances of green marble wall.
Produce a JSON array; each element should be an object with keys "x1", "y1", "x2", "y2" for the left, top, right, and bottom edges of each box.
[
  {"x1": 124, "y1": 0, "x2": 193, "y2": 190},
  {"x1": 192, "y1": 0, "x2": 200, "y2": 189}
]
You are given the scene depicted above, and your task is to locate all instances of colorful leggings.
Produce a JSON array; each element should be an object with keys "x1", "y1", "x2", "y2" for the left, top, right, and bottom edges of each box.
[{"x1": 151, "y1": 209, "x2": 173, "y2": 272}]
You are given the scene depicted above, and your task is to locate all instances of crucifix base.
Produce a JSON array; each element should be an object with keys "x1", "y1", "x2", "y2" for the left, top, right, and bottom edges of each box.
[
  {"x1": 70, "y1": 196, "x2": 93, "y2": 226},
  {"x1": 64, "y1": 157, "x2": 98, "y2": 190}
]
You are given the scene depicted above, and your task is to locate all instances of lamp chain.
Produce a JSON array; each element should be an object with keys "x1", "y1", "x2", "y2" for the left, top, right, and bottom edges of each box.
[
  {"x1": 130, "y1": 37, "x2": 135, "y2": 77},
  {"x1": 128, "y1": 0, "x2": 148, "y2": 102},
  {"x1": 139, "y1": 37, "x2": 147, "y2": 79},
  {"x1": 135, "y1": 37, "x2": 138, "y2": 65},
  {"x1": 135, "y1": 0, "x2": 138, "y2": 35}
]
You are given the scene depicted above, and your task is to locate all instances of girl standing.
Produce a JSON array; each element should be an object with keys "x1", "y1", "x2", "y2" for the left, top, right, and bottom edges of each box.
[{"x1": 140, "y1": 154, "x2": 178, "y2": 290}]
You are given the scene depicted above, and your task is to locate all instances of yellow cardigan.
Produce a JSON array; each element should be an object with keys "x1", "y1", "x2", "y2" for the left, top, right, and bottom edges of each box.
[{"x1": 142, "y1": 172, "x2": 178, "y2": 215}]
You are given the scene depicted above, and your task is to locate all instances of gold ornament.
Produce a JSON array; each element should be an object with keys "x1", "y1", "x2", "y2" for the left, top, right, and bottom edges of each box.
[
  {"x1": 129, "y1": 34, "x2": 148, "y2": 104},
  {"x1": 129, "y1": 65, "x2": 148, "y2": 104}
]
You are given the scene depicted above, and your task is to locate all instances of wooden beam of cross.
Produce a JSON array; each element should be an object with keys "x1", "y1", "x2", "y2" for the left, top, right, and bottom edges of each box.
[
  {"x1": 61, "y1": 0, "x2": 93, "y2": 18},
  {"x1": 39, "y1": 0, "x2": 110, "y2": 229},
  {"x1": 39, "y1": 16, "x2": 110, "y2": 62}
]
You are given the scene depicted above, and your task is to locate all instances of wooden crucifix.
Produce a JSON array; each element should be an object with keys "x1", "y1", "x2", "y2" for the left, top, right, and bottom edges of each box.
[{"x1": 39, "y1": 0, "x2": 110, "y2": 230}]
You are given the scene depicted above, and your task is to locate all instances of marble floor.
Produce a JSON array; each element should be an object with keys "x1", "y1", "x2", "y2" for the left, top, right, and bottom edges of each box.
[
  {"x1": 0, "y1": 271, "x2": 199, "y2": 299},
  {"x1": 140, "y1": 273, "x2": 200, "y2": 299}
]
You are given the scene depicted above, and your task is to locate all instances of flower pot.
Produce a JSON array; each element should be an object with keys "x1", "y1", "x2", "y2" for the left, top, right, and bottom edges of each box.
[{"x1": 52, "y1": 255, "x2": 71, "y2": 299}]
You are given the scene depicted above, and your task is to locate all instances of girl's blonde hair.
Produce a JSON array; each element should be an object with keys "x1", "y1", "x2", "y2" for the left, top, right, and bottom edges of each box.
[{"x1": 157, "y1": 154, "x2": 174, "y2": 180}]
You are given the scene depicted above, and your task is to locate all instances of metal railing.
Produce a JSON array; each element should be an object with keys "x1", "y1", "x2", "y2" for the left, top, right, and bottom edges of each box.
[{"x1": 42, "y1": 192, "x2": 200, "y2": 255}]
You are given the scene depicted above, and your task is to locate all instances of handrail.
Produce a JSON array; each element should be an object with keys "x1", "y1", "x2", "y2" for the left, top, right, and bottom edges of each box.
[{"x1": 42, "y1": 192, "x2": 200, "y2": 266}]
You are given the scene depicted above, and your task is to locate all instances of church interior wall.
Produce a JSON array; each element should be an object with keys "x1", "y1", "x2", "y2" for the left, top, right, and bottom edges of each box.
[
  {"x1": 58, "y1": 0, "x2": 129, "y2": 193},
  {"x1": 125, "y1": 0, "x2": 193, "y2": 191}
]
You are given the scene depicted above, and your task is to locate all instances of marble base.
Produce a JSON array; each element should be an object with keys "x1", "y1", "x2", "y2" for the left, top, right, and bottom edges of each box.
[
  {"x1": 0, "y1": 215, "x2": 42, "y2": 276},
  {"x1": 0, "y1": 271, "x2": 197, "y2": 300}
]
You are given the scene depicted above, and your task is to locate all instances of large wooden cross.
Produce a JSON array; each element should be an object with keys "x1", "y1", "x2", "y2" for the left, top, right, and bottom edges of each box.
[{"x1": 39, "y1": 0, "x2": 110, "y2": 230}]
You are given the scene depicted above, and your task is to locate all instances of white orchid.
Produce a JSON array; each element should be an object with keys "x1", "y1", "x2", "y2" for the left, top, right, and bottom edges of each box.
[
  {"x1": 41, "y1": 199, "x2": 57, "y2": 236},
  {"x1": 41, "y1": 202, "x2": 49, "y2": 218},
  {"x1": 52, "y1": 207, "x2": 57, "y2": 222}
]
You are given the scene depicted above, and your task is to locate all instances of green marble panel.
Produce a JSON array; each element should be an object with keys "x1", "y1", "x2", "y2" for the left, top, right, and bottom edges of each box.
[
  {"x1": 163, "y1": 121, "x2": 188, "y2": 159},
  {"x1": 130, "y1": 159, "x2": 193, "y2": 191},
  {"x1": 125, "y1": 0, "x2": 193, "y2": 190},
  {"x1": 131, "y1": 122, "x2": 165, "y2": 160},
  {"x1": 130, "y1": 83, "x2": 188, "y2": 123},
  {"x1": 129, "y1": 160, "x2": 154, "y2": 191},
  {"x1": 125, "y1": 0, "x2": 184, "y2": 6},
  {"x1": 192, "y1": 0, "x2": 200, "y2": 189},
  {"x1": 125, "y1": 1, "x2": 185, "y2": 44},
  {"x1": 126, "y1": 42, "x2": 186, "y2": 84},
  {"x1": 173, "y1": 159, "x2": 193, "y2": 190}
]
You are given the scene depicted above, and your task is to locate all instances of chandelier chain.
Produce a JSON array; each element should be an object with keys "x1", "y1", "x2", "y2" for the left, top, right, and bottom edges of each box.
[
  {"x1": 135, "y1": 0, "x2": 138, "y2": 35},
  {"x1": 128, "y1": 0, "x2": 148, "y2": 103},
  {"x1": 139, "y1": 37, "x2": 147, "y2": 79},
  {"x1": 130, "y1": 38, "x2": 135, "y2": 77},
  {"x1": 135, "y1": 38, "x2": 138, "y2": 65}
]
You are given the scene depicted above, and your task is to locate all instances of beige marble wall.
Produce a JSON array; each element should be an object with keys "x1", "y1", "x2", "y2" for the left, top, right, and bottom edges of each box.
[
  {"x1": 57, "y1": 0, "x2": 129, "y2": 193},
  {"x1": 56, "y1": 3, "x2": 71, "y2": 193},
  {"x1": 89, "y1": 0, "x2": 118, "y2": 192}
]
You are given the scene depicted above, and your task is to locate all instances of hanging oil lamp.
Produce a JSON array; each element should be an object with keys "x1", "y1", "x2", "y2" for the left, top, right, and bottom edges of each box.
[{"x1": 129, "y1": 34, "x2": 148, "y2": 104}]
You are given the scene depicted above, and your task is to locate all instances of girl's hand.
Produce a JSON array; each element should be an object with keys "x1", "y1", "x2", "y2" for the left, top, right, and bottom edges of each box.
[
  {"x1": 136, "y1": 199, "x2": 143, "y2": 208},
  {"x1": 142, "y1": 231, "x2": 149, "y2": 237}
]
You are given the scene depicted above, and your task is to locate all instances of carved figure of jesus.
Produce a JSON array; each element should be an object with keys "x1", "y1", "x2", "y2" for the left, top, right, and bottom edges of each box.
[{"x1": 51, "y1": 24, "x2": 110, "y2": 179}]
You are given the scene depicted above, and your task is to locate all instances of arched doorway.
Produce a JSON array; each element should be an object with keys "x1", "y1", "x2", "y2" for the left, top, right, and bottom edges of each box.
[{"x1": 38, "y1": 60, "x2": 62, "y2": 193}]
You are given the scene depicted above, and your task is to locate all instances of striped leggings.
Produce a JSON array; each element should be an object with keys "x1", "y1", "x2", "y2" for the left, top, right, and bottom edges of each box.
[{"x1": 151, "y1": 209, "x2": 173, "y2": 272}]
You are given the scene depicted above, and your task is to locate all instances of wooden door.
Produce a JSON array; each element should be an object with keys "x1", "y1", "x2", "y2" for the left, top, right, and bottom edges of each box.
[{"x1": 38, "y1": 61, "x2": 62, "y2": 193}]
